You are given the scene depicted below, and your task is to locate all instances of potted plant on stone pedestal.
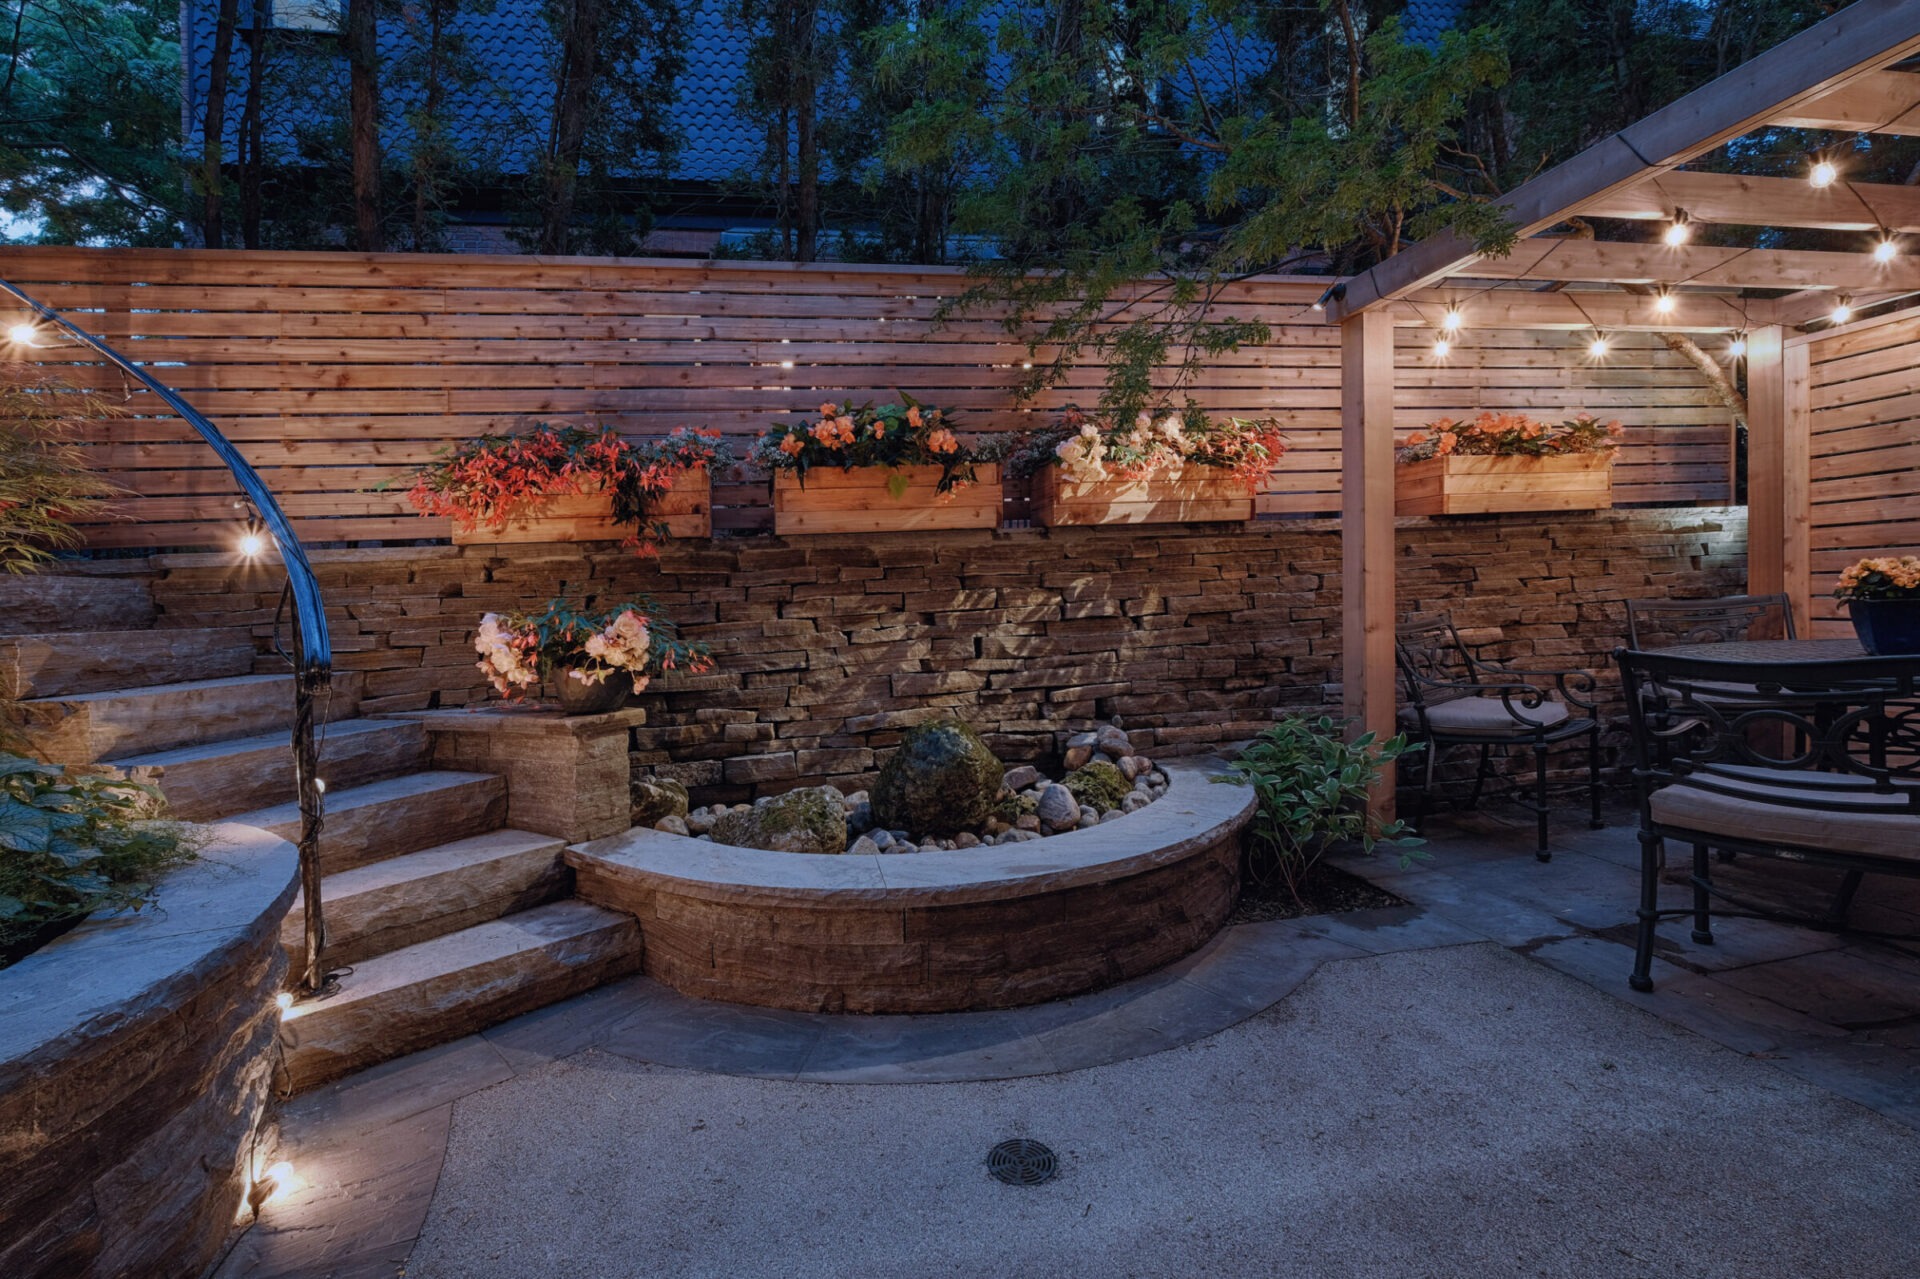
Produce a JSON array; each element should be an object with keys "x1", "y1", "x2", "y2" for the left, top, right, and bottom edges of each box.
[{"x1": 474, "y1": 597, "x2": 712, "y2": 715}]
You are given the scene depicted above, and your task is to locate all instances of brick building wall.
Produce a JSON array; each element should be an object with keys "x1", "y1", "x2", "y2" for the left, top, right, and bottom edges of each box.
[{"x1": 150, "y1": 507, "x2": 1747, "y2": 805}]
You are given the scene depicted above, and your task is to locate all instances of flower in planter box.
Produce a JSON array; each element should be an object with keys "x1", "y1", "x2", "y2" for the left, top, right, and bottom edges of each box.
[
  {"x1": 1396, "y1": 410, "x2": 1622, "y2": 463},
  {"x1": 1001, "y1": 407, "x2": 1286, "y2": 492},
  {"x1": 1834, "y1": 556, "x2": 1920, "y2": 601},
  {"x1": 752, "y1": 396, "x2": 983, "y2": 495},
  {"x1": 474, "y1": 597, "x2": 712, "y2": 701}
]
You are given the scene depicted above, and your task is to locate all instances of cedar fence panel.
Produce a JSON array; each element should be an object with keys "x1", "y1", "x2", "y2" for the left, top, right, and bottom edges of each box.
[
  {"x1": 0, "y1": 247, "x2": 1733, "y2": 549},
  {"x1": 1807, "y1": 311, "x2": 1920, "y2": 636}
]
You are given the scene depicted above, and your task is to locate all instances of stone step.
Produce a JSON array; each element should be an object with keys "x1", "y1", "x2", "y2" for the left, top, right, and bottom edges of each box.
[
  {"x1": 0, "y1": 572, "x2": 154, "y2": 635},
  {"x1": 278, "y1": 901, "x2": 641, "y2": 1091},
  {"x1": 282, "y1": 828, "x2": 570, "y2": 968},
  {"x1": 109, "y1": 717, "x2": 431, "y2": 822},
  {"x1": 14, "y1": 673, "x2": 296, "y2": 763},
  {"x1": 0, "y1": 627, "x2": 257, "y2": 699},
  {"x1": 235, "y1": 770, "x2": 508, "y2": 876}
]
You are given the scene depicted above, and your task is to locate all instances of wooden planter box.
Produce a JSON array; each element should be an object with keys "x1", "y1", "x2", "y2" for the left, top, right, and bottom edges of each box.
[
  {"x1": 451, "y1": 473, "x2": 711, "y2": 545},
  {"x1": 772, "y1": 465, "x2": 1001, "y2": 535},
  {"x1": 1395, "y1": 454, "x2": 1613, "y2": 517},
  {"x1": 1034, "y1": 467, "x2": 1253, "y2": 527}
]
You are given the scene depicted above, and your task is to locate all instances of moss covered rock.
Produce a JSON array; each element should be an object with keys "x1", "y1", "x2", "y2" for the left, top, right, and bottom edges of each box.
[
  {"x1": 871, "y1": 718, "x2": 1005, "y2": 837},
  {"x1": 710, "y1": 786, "x2": 848, "y2": 854},
  {"x1": 630, "y1": 776, "x2": 690, "y2": 828},
  {"x1": 1063, "y1": 760, "x2": 1130, "y2": 813}
]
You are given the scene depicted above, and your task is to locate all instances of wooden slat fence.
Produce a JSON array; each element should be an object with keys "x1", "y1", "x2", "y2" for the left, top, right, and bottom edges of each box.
[
  {"x1": 1807, "y1": 310, "x2": 1920, "y2": 635},
  {"x1": 0, "y1": 247, "x2": 1733, "y2": 548}
]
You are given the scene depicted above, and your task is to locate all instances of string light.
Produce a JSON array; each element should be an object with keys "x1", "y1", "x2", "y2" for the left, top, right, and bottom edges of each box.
[
  {"x1": 1663, "y1": 209, "x2": 1692, "y2": 247},
  {"x1": 1652, "y1": 290, "x2": 1677, "y2": 315},
  {"x1": 238, "y1": 532, "x2": 266, "y2": 558},
  {"x1": 1809, "y1": 156, "x2": 1838, "y2": 189},
  {"x1": 1440, "y1": 308, "x2": 1464, "y2": 333},
  {"x1": 1431, "y1": 337, "x2": 1452, "y2": 358},
  {"x1": 1873, "y1": 232, "x2": 1899, "y2": 264},
  {"x1": 6, "y1": 322, "x2": 37, "y2": 346},
  {"x1": 1727, "y1": 332, "x2": 1747, "y2": 359},
  {"x1": 1587, "y1": 334, "x2": 1611, "y2": 359},
  {"x1": 1830, "y1": 294, "x2": 1854, "y2": 325}
]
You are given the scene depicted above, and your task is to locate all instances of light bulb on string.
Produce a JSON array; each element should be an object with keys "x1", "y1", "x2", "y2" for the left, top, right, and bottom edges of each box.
[
  {"x1": 1830, "y1": 295, "x2": 1854, "y2": 325},
  {"x1": 1873, "y1": 232, "x2": 1899, "y2": 264},
  {"x1": 1652, "y1": 290, "x2": 1677, "y2": 316},
  {"x1": 1431, "y1": 337, "x2": 1451, "y2": 358},
  {"x1": 238, "y1": 531, "x2": 266, "y2": 559},
  {"x1": 1587, "y1": 334, "x2": 1611, "y2": 359},
  {"x1": 1809, "y1": 156, "x2": 1838, "y2": 189},
  {"x1": 1440, "y1": 308, "x2": 1464, "y2": 333},
  {"x1": 1663, "y1": 210, "x2": 1692, "y2": 247},
  {"x1": 1727, "y1": 332, "x2": 1747, "y2": 360},
  {"x1": 6, "y1": 322, "x2": 38, "y2": 346}
]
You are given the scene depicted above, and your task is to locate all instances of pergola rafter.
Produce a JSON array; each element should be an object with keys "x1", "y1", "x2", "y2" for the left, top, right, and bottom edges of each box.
[{"x1": 1326, "y1": 0, "x2": 1920, "y2": 817}]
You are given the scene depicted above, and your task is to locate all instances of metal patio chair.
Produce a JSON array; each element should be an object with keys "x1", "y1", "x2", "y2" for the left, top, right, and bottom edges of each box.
[
  {"x1": 1394, "y1": 618, "x2": 1604, "y2": 861},
  {"x1": 1615, "y1": 646, "x2": 1920, "y2": 992},
  {"x1": 1624, "y1": 593, "x2": 1797, "y2": 650}
]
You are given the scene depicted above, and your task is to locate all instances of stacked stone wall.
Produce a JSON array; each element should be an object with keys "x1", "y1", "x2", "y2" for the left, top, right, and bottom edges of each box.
[{"x1": 150, "y1": 509, "x2": 1747, "y2": 804}]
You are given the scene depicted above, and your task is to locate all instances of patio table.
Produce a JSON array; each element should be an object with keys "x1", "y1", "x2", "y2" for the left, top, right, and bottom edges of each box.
[{"x1": 1659, "y1": 638, "x2": 1866, "y2": 662}]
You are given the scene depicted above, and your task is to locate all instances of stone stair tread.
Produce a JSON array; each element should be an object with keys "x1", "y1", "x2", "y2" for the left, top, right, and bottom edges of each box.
[
  {"x1": 15, "y1": 673, "x2": 298, "y2": 763},
  {"x1": 0, "y1": 626, "x2": 255, "y2": 698},
  {"x1": 22, "y1": 671, "x2": 288, "y2": 706},
  {"x1": 279, "y1": 901, "x2": 640, "y2": 1090},
  {"x1": 107, "y1": 714, "x2": 408, "y2": 770},
  {"x1": 234, "y1": 768, "x2": 500, "y2": 830},
  {"x1": 290, "y1": 828, "x2": 572, "y2": 965},
  {"x1": 233, "y1": 769, "x2": 510, "y2": 876}
]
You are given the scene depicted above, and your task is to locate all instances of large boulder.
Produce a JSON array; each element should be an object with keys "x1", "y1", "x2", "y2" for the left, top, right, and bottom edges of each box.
[
  {"x1": 871, "y1": 718, "x2": 1005, "y2": 837},
  {"x1": 630, "y1": 776, "x2": 690, "y2": 828},
  {"x1": 710, "y1": 786, "x2": 848, "y2": 854}
]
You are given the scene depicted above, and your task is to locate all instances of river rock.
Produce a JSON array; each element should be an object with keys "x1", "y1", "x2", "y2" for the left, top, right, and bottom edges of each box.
[
  {"x1": 1035, "y1": 784, "x2": 1079, "y2": 831},
  {"x1": 871, "y1": 717, "x2": 1005, "y2": 836},
  {"x1": 630, "y1": 776, "x2": 690, "y2": 828},
  {"x1": 849, "y1": 834, "x2": 882, "y2": 857},
  {"x1": 1097, "y1": 724, "x2": 1134, "y2": 757},
  {"x1": 710, "y1": 786, "x2": 848, "y2": 854},
  {"x1": 653, "y1": 815, "x2": 690, "y2": 836},
  {"x1": 1002, "y1": 764, "x2": 1042, "y2": 792}
]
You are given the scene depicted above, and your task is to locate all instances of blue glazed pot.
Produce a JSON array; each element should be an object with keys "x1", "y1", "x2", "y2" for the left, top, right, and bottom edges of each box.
[{"x1": 1847, "y1": 598, "x2": 1920, "y2": 655}]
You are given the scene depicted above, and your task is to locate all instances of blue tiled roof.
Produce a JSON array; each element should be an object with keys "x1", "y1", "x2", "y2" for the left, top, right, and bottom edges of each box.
[{"x1": 183, "y1": 2, "x2": 1469, "y2": 182}]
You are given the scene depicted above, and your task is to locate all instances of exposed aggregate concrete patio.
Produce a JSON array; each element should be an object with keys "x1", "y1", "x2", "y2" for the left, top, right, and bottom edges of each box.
[{"x1": 220, "y1": 811, "x2": 1920, "y2": 1278}]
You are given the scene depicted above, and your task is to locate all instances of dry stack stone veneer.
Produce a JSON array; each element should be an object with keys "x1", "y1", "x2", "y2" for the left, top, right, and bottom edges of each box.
[
  {"x1": 145, "y1": 509, "x2": 1745, "y2": 804},
  {"x1": 0, "y1": 826, "x2": 298, "y2": 1279}
]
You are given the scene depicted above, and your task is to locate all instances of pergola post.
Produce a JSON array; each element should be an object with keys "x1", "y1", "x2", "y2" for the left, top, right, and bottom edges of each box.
[
  {"x1": 1745, "y1": 325, "x2": 1813, "y2": 632},
  {"x1": 1341, "y1": 309, "x2": 1398, "y2": 818}
]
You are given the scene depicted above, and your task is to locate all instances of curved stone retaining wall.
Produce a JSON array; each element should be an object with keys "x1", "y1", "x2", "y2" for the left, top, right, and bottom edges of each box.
[
  {"x1": 567, "y1": 760, "x2": 1252, "y2": 1014},
  {"x1": 0, "y1": 825, "x2": 298, "y2": 1279}
]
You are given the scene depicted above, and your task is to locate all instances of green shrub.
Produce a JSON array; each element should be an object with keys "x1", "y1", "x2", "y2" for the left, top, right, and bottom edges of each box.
[
  {"x1": 1216, "y1": 716, "x2": 1424, "y2": 904},
  {"x1": 0, "y1": 373, "x2": 124, "y2": 575},
  {"x1": 0, "y1": 754, "x2": 199, "y2": 967}
]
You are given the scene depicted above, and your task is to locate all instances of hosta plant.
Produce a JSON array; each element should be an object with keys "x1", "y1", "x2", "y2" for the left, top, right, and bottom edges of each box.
[
  {"x1": 1216, "y1": 716, "x2": 1424, "y2": 904},
  {"x1": 0, "y1": 755, "x2": 199, "y2": 967}
]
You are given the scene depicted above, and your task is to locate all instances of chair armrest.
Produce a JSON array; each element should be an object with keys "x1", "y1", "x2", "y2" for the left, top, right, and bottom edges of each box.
[
  {"x1": 1411, "y1": 679, "x2": 1561, "y2": 727},
  {"x1": 1469, "y1": 657, "x2": 1601, "y2": 711}
]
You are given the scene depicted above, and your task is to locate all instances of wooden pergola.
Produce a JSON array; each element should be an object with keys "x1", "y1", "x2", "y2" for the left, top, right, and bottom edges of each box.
[{"x1": 1327, "y1": 0, "x2": 1920, "y2": 811}]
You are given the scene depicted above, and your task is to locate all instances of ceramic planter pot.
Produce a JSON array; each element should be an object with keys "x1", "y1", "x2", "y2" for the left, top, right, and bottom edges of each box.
[
  {"x1": 555, "y1": 669, "x2": 631, "y2": 715},
  {"x1": 1846, "y1": 598, "x2": 1920, "y2": 655}
]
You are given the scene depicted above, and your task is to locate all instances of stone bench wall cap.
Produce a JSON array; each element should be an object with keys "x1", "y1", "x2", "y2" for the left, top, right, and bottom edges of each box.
[
  {"x1": 566, "y1": 758, "x2": 1253, "y2": 908},
  {"x1": 0, "y1": 820, "x2": 298, "y2": 1069}
]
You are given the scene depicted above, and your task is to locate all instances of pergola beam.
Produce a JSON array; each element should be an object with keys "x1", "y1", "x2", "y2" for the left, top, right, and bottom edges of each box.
[
  {"x1": 1452, "y1": 237, "x2": 1920, "y2": 292},
  {"x1": 1329, "y1": 0, "x2": 1920, "y2": 318},
  {"x1": 1397, "y1": 289, "x2": 1750, "y2": 332},
  {"x1": 1773, "y1": 68, "x2": 1920, "y2": 135},
  {"x1": 1577, "y1": 170, "x2": 1920, "y2": 232}
]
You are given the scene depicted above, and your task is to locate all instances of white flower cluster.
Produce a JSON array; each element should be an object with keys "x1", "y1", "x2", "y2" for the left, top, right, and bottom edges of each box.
[
  {"x1": 475, "y1": 612, "x2": 539, "y2": 697},
  {"x1": 1055, "y1": 413, "x2": 1194, "y2": 483},
  {"x1": 1053, "y1": 422, "x2": 1108, "y2": 482},
  {"x1": 576, "y1": 609, "x2": 653, "y2": 691}
]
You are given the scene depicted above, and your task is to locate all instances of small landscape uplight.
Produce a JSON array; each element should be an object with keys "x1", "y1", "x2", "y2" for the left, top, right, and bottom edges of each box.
[
  {"x1": 249, "y1": 1160, "x2": 301, "y2": 1211},
  {"x1": 275, "y1": 991, "x2": 295, "y2": 1016},
  {"x1": 238, "y1": 531, "x2": 267, "y2": 558}
]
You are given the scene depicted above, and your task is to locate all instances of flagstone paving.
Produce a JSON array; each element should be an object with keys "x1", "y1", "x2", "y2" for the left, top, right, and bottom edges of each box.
[{"x1": 218, "y1": 811, "x2": 1920, "y2": 1278}]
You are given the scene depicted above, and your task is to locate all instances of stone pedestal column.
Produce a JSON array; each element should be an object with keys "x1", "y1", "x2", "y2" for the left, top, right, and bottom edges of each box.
[{"x1": 387, "y1": 707, "x2": 646, "y2": 842}]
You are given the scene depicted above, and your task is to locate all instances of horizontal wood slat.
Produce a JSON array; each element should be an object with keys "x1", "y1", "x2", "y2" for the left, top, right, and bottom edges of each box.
[{"x1": 0, "y1": 247, "x2": 1732, "y2": 548}]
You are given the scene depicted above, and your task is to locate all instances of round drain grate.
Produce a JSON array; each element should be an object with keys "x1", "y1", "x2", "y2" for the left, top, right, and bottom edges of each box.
[{"x1": 986, "y1": 1139, "x2": 1059, "y2": 1186}]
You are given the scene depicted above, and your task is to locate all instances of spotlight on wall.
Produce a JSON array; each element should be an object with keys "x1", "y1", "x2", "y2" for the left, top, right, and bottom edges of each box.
[
  {"x1": 249, "y1": 1160, "x2": 301, "y2": 1211},
  {"x1": 1663, "y1": 209, "x2": 1692, "y2": 247}
]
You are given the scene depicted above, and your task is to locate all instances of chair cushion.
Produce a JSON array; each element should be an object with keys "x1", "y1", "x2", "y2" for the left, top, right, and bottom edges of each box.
[
  {"x1": 1400, "y1": 696, "x2": 1571, "y2": 737},
  {"x1": 1650, "y1": 775, "x2": 1920, "y2": 863}
]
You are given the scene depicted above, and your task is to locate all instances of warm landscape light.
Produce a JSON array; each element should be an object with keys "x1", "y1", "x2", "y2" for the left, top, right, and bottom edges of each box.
[
  {"x1": 1440, "y1": 308, "x2": 1464, "y2": 333},
  {"x1": 1873, "y1": 234, "x2": 1899, "y2": 264},
  {"x1": 275, "y1": 992, "x2": 294, "y2": 1015},
  {"x1": 1809, "y1": 158, "x2": 1838, "y2": 188},
  {"x1": 1727, "y1": 333, "x2": 1747, "y2": 359},
  {"x1": 314, "y1": 777, "x2": 327, "y2": 793},
  {"x1": 1663, "y1": 211, "x2": 1691, "y2": 246},
  {"x1": 6, "y1": 322, "x2": 37, "y2": 346},
  {"x1": 1587, "y1": 335, "x2": 1610, "y2": 358},
  {"x1": 238, "y1": 532, "x2": 266, "y2": 558},
  {"x1": 251, "y1": 1161, "x2": 301, "y2": 1209}
]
